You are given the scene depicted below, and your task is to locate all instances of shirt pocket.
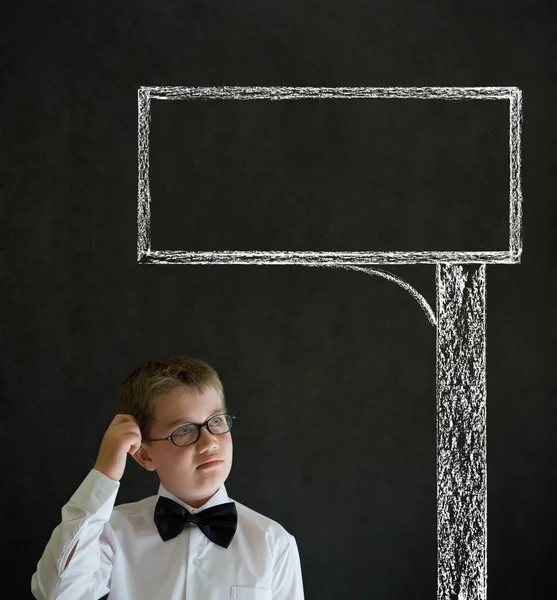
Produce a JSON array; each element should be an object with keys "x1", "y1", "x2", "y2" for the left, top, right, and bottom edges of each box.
[{"x1": 230, "y1": 586, "x2": 272, "y2": 600}]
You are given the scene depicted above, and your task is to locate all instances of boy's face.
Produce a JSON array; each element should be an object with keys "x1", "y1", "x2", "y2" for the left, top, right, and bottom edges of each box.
[{"x1": 133, "y1": 384, "x2": 233, "y2": 508}]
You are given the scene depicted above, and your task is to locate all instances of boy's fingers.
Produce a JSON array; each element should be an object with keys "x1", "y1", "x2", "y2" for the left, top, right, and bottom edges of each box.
[
  {"x1": 109, "y1": 416, "x2": 140, "y2": 433},
  {"x1": 110, "y1": 413, "x2": 139, "y2": 426},
  {"x1": 115, "y1": 424, "x2": 142, "y2": 439},
  {"x1": 128, "y1": 445, "x2": 140, "y2": 456}
]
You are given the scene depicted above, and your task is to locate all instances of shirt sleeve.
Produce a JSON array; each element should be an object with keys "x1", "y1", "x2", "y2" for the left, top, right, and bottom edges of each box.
[
  {"x1": 31, "y1": 469, "x2": 120, "y2": 600},
  {"x1": 271, "y1": 534, "x2": 305, "y2": 600}
]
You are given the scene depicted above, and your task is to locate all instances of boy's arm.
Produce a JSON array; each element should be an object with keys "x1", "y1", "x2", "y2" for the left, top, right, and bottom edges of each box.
[
  {"x1": 271, "y1": 534, "x2": 305, "y2": 600},
  {"x1": 31, "y1": 469, "x2": 120, "y2": 600}
]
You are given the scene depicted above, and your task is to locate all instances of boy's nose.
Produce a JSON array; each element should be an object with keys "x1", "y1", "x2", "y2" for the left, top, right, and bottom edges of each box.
[{"x1": 197, "y1": 425, "x2": 219, "y2": 450}]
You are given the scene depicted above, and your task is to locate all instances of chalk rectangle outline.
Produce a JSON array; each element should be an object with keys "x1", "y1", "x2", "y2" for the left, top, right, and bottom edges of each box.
[{"x1": 137, "y1": 86, "x2": 522, "y2": 265}]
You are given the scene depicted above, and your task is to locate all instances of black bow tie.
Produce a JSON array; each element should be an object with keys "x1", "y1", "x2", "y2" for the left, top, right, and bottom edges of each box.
[{"x1": 154, "y1": 496, "x2": 238, "y2": 548}]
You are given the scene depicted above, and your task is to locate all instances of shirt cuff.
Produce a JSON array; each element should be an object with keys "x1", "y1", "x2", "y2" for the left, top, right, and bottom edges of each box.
[{"x1": 68, "y1": 469, "x2": 120, "y2": 519}]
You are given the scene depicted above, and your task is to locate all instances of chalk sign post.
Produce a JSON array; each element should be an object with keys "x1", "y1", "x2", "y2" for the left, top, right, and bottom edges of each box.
[{"x1": 137, "y1": 86, "x2": 523, "y2": 600}]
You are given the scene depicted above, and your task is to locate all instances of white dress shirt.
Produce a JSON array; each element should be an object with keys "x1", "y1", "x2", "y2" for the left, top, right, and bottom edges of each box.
[{"x1": 31, "y1": 469, "x2": 304, "y2": 600}]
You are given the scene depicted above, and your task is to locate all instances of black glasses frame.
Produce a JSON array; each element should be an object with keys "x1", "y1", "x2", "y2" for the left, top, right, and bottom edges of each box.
[{"x1": 143, "y1": 413, "x2": 235, "y2": 447}]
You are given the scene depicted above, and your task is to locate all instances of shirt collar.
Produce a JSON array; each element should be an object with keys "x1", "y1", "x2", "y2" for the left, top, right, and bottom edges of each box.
[{"x1": 157, "y1": 481, "x2": 231, "y2": 514}]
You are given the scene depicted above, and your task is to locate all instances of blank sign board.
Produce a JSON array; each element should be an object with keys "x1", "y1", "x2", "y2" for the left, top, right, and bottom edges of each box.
[{"x1": 138, "y1": 87, "x2": 522, "y2": 265}]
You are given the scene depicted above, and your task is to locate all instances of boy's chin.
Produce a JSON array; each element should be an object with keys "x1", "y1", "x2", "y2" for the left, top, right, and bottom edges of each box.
[{"x1": 195, "y1": 470, "x2": 231, "y2": 492}]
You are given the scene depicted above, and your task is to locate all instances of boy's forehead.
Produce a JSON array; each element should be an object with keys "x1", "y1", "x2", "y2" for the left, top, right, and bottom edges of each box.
[{"x1": 154, "y1": 385, "x2": 222, "y2": 424}]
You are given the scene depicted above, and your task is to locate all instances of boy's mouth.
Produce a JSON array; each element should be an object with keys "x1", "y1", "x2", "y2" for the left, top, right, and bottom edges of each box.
[{"x1": 197, "y1": 458, "x2": 223, "y2": 469}]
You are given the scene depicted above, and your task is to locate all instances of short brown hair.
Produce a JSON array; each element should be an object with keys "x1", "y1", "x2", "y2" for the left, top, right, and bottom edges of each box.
[{"x1": 116, "y1": 355, "x2": 226, "y2": 439}]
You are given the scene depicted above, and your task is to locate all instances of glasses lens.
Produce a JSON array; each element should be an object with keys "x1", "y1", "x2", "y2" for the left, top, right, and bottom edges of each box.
[
  {"x1": 207, "y1": 414, "x2": 233, "y2": 435},
  {"x1": 172, "y1": 424, "x2": 199, "y2": 447}
]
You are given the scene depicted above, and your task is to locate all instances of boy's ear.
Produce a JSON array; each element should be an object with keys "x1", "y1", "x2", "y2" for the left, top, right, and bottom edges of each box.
[{"x1": 130, "y1": 444, "x2": 157, "y2": 471}]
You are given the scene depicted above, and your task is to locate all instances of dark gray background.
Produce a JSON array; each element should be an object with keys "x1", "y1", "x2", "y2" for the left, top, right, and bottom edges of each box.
[
  {"x1": 151, "y1": 97, "x2": 509, "y2": 252},
  {"x1": 2, "y1": 1, "x2": 556, "y2": 598}
]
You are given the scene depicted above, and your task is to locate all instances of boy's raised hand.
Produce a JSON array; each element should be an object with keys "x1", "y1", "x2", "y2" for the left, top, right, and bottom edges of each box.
[{"x1": 93, "y1": 414, "x2": 143, "y2": 482}]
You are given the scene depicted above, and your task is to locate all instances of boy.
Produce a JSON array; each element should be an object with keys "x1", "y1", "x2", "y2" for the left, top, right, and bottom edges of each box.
[{"x1": 31, "y1": 355, "x2": 305, "y2": 599}]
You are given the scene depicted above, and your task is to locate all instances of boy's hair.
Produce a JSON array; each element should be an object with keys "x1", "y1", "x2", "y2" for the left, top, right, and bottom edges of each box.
[{"x1": 116, "y1": 355, "x2": 226, "y2": 440}]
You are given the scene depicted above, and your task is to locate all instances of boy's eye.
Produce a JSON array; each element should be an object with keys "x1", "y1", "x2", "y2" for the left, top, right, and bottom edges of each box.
[
  {"x1": 209, "y1": 416, "x2": 223, "y2": 427},
  {"x1": 175, "y1": 424, "x2": 196, "y2": 436}
]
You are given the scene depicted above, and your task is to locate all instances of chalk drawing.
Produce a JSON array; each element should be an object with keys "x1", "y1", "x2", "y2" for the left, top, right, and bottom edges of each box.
[
  {"x1": 137, "y1": 86, "x2": 523, "y2": 600},
  {"x1": 437, "y1": 264, "x2": 487, "y2": 600},
  {"x1": 318, "y1": 264, "x2": 437, "y2": 327},
  {"x1": 137, "y1": 86, "x2": 522, "y2": 266}
]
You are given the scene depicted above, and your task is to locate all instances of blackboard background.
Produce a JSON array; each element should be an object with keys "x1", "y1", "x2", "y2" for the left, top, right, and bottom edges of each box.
[{"x1": 2, "y1": 1, "x2": 556, "y2": 598}]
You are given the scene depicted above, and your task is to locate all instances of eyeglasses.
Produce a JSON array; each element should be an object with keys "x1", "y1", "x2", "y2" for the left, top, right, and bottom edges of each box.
[{"x1": 144, "y1": 414, "x2": 235, "y2": 447}]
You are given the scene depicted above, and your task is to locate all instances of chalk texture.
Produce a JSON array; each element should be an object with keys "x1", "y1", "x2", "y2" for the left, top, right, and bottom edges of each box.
[
  {"x1": 437, "y1": 264, "x2": 487, "y2": 600},
  {"x1": 136, "y1": 86, "x2": 522, "y2": 265}
]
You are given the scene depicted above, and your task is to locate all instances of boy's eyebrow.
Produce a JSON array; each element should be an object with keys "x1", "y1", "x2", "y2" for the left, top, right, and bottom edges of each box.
[{"x1": 165, "y1": 410, "x2": 223, "y2": 429}]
